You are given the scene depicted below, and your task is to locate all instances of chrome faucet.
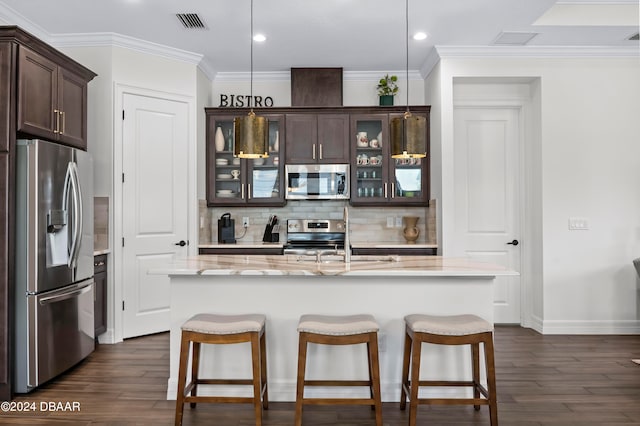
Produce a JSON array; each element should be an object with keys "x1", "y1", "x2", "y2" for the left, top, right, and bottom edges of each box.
[{"x1": 343, "y1": 206, "x2": 351, "y2": 263}]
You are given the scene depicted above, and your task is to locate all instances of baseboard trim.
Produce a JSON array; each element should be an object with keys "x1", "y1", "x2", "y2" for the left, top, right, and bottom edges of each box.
[{"x1": 541, "y1": 319, "x2": 640, "y2": 335}]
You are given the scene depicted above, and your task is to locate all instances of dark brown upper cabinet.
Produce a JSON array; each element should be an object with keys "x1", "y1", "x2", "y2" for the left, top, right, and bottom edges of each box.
[
  {"x1": 18, "y1": 46, "x2": 90, "y2": 149},
  {"x1": 204, "y1": 105, "x2": 430, "y2": 207},
  {"x1": 285, "y1": 113, "x2": 349, "y2": 164},
  {"x1": 350, "y1": 110, "x2": 430, "y2": 206},
  {"x1": 206, "y1": 112, "x2": 286, "y2": 207}
]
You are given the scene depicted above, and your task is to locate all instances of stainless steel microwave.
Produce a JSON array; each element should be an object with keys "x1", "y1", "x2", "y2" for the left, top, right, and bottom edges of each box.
[{"x1": 285, "y1": 164, "x2": 349, "y2": 200}]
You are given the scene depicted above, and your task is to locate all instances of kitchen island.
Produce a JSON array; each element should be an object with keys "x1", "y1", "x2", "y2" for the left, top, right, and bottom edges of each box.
[{"x1": 151, "y1": 255, "x2": 516, "y2": 402}]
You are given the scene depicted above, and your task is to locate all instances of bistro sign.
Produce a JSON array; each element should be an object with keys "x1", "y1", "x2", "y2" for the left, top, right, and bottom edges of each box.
[{"x1": 219, "y1": 94, "x2": 274, "y2": 108}]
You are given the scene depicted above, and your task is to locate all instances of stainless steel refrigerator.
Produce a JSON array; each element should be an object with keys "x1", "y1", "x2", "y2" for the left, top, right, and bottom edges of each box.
[{"x1": 14, "y1": 139, "x2": 94, "y2": 393}]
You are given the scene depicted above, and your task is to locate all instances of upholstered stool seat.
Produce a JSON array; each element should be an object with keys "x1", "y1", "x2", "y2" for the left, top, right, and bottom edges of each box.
[
  {"x1": 295, "y1": 314, "x2": 383, "y2": 426},
  {"x1": 175, "y1": 313, "x2": 268, "y2": 426},
  {"x1": 400, "y1": 314, "x2": 498, "y2": 426}
]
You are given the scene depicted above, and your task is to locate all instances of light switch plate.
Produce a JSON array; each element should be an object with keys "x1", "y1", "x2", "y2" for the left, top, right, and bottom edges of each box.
[
  {"x1": 395, "y1": 217, "x2": 403, "y2": 227},
  {"x1": 569, "y1": 217, "x2": 589, "y2": 230},
  {"x1": 387, "y1": 217, "x2": 394, "y2": 228}
]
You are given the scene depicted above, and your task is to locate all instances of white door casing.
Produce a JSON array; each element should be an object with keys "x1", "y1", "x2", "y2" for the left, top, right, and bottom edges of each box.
[
  {"x1": 121, "y1": 93, "x2": 189, "y2": 338},
  {"x1": 453, "y1": 107, "x2": 522, "y2": 324}
]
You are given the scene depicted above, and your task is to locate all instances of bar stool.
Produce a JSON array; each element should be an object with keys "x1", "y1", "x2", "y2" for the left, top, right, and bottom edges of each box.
[
  {"x1": 174, "y1": 313, "x2": 268, "y2": 426},
  {"x1": 295, "y1": 314, "x2": 383, "y2": 426},
  {"x1": 400, "y1": 314, "x2": 498, "y2": 426}
]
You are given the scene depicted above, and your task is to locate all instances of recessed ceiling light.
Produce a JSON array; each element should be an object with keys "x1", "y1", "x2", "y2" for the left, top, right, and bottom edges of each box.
[
  {"x1": 253, "y1": 34, "x2": 266, "y2": 42},
  {"x1": 413, "y1": 32, "x2": 428, "y2": 41}
]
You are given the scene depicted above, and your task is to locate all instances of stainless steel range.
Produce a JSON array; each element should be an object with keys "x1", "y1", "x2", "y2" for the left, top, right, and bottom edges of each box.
[{"x1": 283, "y1": 219, "x2": 346, "y2": 255}]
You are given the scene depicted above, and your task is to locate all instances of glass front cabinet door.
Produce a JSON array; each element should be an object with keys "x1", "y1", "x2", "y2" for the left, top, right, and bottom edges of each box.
[
  {"x1": 206, "y1": 113, "x2": 285, "y2": 206},
  {"x1": 350, "y1": 112, "x2": 429, "y2": 206}
]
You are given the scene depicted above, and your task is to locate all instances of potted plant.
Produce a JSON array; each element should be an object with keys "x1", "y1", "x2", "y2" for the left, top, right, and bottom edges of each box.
[{"x1": 377, "y1": 74, "x2": 398, "y2": 106}]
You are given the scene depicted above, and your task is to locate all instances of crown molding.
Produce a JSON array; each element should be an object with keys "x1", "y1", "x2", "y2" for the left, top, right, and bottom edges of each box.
[
  {"x1": 214, "y1": 70, "x2": 424, "y2": 83},
  {"x1": 214, "y1": 71, "x2": 290, "y2": 83},
  {"x1": 436, "y1": 45, "x2": 640, "y2": 58},
  {"x1": 49, "y1": 32, "x2": 204, "y2": 65},
  {"x1": 420, "y1": 48, "x2": 442, "y2": 79}
]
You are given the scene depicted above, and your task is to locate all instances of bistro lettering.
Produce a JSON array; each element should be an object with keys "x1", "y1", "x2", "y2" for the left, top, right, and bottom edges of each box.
[{"x1": 219, "y1": 94, "x2": 274, "y2": 108}]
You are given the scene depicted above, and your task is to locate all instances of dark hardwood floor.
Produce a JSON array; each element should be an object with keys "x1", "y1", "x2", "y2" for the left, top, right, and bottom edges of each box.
[{"x1": 3, "y1": 326, "x2": 640, "y2": 425}]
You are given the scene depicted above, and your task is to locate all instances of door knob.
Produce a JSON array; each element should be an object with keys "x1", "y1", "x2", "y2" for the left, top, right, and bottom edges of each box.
[
  {"x1": 506, "y1": 239, "x2": 519, "y2": 246},
  {"x1": 175, "y1": 240, "x2": 187, "y2": 247}
]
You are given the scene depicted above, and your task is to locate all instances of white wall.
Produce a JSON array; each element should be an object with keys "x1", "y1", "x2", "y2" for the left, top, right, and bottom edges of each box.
[
  {"x1": 60, "y1": 46, "x2": 113, "y2": 198},
  {"x1": 58, "y1": 45, "x2": 205, "y2": 343},
  {"x1": 211, "y1": 74, "x2": 425, "y2": 109},
  {"x1": 435, "y1": 55, "x2": 640, "y2": 333},
  {"x1": 424, "y1": 63, "x2": 443, "y2": 252},
  {"x1": 197, "y1": 69, "x2": 212, "y2": 199}
]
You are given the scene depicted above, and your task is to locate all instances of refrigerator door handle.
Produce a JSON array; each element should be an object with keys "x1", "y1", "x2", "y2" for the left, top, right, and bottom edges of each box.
[
  {"x1": 38, "y1": 281, "x2": 93, "y2": 306},
  {"x1": 67, "y1": 162, "x2": 83, "y2": 269}
]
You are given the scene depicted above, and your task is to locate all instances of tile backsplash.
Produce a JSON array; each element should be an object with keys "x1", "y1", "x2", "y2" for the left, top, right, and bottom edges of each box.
[
  {"x1": 94, "y1": 197, "x2": 109, "y2": 251},
  {"x1": 199, "y1": 199, "x2": 437, "y2": 246}
]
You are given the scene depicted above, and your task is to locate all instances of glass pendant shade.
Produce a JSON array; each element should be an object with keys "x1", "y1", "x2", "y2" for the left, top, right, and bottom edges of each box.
[
  {"x1": 234, "y1": 112, "x2": 269, "y2": 158},
  {"x1": 390, "y1": 112, "x2": 427, "y2": 159}
]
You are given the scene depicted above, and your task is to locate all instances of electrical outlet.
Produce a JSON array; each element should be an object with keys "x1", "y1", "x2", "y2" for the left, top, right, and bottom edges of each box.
[
  {"x1": 568, "y1": 217, "x2": 589, "y2": 230},
  {"x1": 395, "y1": 217, "x2": 403, "y2": 227},
  {"x1": 387, "y1": 217, "x2": 394, "y2": 228},
  {"x1": 242, "y1": 217, "x2": 250, "y2": 227}
]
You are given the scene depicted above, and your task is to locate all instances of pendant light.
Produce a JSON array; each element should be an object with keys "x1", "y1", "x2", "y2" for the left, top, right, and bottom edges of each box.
[
  {"x1": 390, "y1": 0, "x2": 427, "y2": 159},
  {"x1": 234, "y1": 0, "x2": 268, "y2": 159}
]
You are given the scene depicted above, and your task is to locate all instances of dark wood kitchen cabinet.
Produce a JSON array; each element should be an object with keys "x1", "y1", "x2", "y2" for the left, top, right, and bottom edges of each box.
[
  {"x1": 18, "y1": 46, "x2": 90, "y2": 150},
  {"x1": 94, "y1": 254, "x2": 107, "y2": 337},
  {"x1": 204, "y1": 105, "x2": 430, "y2": 208},
  {"x1": 206, "y1": 112, "x2": 286, "y2": 207},
  {"x1": 0, "y1": 39, "x2": 13, "y2": 403},
  {"x1": 285, "y1": 113, "x2": 349, "y2": 164},
  {"x1": 350, "y1": 109, "x2": 430, "y2": 206},
  {"x1": 0, "y1": 26, "x2": 96, "y2": 399}
]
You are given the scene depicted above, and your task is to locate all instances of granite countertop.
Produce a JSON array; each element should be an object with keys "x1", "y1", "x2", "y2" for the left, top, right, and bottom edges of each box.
[
  {"x1": 198, "y1": 242, "x2": 436, "y2": 249},
  {"x1": 350, "y1": 242, "x2": 438, "y2": 248},
  {"x1": 150, "y1": 255, "x2": 516, "y2": 277},
  {"x1": 93, "y1": 249, "x2": 111, "y2": 256},
  {"x1": 199, "y1": 242, "x2": 284, "y2": 249}
]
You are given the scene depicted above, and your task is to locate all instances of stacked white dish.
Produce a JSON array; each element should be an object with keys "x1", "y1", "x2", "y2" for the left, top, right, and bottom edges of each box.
[
  {"x1": 216, "y1": 158, "x2": 229, "y2": 166},
  {"x1": 216, "y1": 189, "x2": 235, "y2": 198},
  {"x1": 217, "y1": 173, "x2": 232, "y2": 180}
]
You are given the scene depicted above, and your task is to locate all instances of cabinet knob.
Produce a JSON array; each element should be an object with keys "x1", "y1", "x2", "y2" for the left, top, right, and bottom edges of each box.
[
  {"x1": 174, "y1": 240, "x2": 187, "y2": 247},
  {"x1": 506, "y1": 239, "x2": 519, "y2": 246}
]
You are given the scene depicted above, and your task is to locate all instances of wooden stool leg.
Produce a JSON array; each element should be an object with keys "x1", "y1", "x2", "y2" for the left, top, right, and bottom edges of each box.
[
  {"x1": 174, "y1": 333, "x2": 190, "y2": 426},
  {"x1": 408, "y1": 337, "x2": 422, "y2": 426},
  {"x1": 260, "y1": 328, "x2": 269, "y2": 410},
  {"x1": 472, "y1": 342, "x2": 481, "y2": 411},
  {"x1": 294, "y1": 333, "x2": 308, "y2": 426},
  {"x1": 368, "y1": 332, "x2": 383, "y2": 426},
  {"x1": 189, "y1": 341, "x2": 201, "y2": 409},
  {"x1": 250, "y1": 333, "x2": 263, "y2": 426},
  {"x1": 366, "y1": 340, "x2": 375, "y2": 410},
  {"x1": 484, "y1": 335, "x2": 499, "y2": 426},
  {"x1": 399, "y1": 327, "x2": 412, "y2": 410}
]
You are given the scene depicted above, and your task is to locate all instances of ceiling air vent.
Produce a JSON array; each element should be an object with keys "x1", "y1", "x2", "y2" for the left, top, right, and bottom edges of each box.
[
  {"x1": 176, "y1": 13, "x2": 207, "y2": 30},
  {"x1": 628, "y1": 32, "x2": 639, "y2": 41},
  {"x1": 493, "y1": 31, "x2": 538, "y2": 46}
]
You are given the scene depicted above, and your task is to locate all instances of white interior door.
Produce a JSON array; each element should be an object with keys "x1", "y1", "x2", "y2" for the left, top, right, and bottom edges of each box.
[
  {"x1": 122, "y1": 93, "x2": 189, "y2": 338},
  {"x1": 453, "y1": 107, "x2": 521, "y2": 324}
]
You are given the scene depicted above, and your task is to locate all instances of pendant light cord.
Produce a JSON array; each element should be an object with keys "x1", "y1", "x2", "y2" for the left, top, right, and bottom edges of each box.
[
  {"x1": 250, "y1": 0, "x2": 254, "y2": 112},
  {"x1": 405, "y1": 0, "x2": 410, "y2": 116}
]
